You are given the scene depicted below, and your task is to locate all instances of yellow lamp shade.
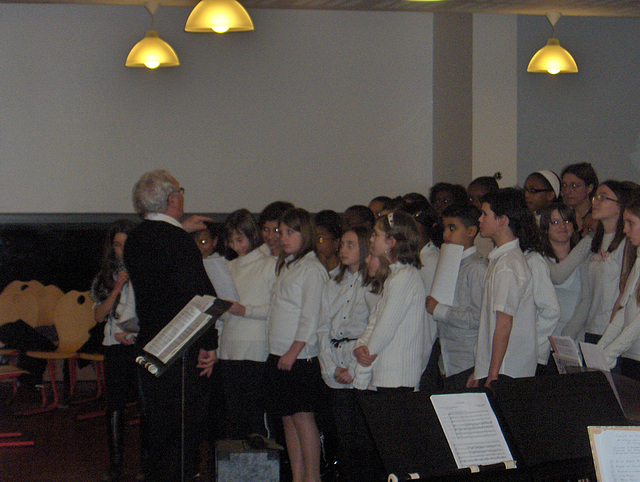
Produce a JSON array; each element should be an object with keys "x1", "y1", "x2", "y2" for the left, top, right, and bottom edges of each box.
[
  {"x1": 185, "y1": 0, "x2": 254, "y2": 33},
  {"x1": 527, "y1": 38, "x2": 578, "y2": 74},
  {"x1": 126, "y1": 30, "x2": 180, "y2": 69}
]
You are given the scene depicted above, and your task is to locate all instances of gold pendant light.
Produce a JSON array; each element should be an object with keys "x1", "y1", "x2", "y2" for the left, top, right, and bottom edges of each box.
[
  {"x1": 527, "y1": 12, "x2": 577, "y2": 75},
  {"x1": 185, "y1": 0, "x2": 254, "y2": 34},
  {"x1": 126, "y1": 2, "x2": 179, "y2": 69}
]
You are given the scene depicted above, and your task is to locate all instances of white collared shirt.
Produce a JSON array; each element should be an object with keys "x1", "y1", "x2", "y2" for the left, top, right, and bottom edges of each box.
[
  {"x1": 145, "y1": 212, "x2": 183, "y2": 229},
  {"x1": 267, "y1": 251, "x2": 329, "y2": 358},
  {"x1": 318, "y1": 271, "x2": 378, "y2": 389},
  {"x1": 474, "y1": 239, "x2": 537, "y2": 379}
]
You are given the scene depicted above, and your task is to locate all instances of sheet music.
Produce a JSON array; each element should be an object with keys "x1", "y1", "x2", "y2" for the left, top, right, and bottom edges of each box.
[
  {"x1": 431, "y1": 393, "x2": 514, "y2": 469},
  {"x1": 203, "y1": 256, "x2": 239, "y2": 302},
  {"x1": 588, "y1": 426, "x2": 640, "y2": 482},
  {"x1": 430, "y1": 244, "x2": 464, "y2": 306},
  {"x1": 144, "y1": 295, "x2": 215, "y2": 364},
  {"x1": 580, "y1": 342, "x2": 609, "y2": 372}
]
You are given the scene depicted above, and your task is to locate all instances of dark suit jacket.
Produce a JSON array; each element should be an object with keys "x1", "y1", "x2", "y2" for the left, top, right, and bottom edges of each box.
[{"x1": 123, "y1": 218, "x2": 217, "y2": 351}]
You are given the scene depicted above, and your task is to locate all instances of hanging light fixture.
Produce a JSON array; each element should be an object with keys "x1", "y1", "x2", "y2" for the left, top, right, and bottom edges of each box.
[
  {"x1": 126, "y1": 1, "x2": 179, "y2": 69},
  {"x1": 185, "y1": 0, "x2": 254, "y2": 34},
  {"x1": 527, "y1": 12, "x2": 577, "y2": 74}
]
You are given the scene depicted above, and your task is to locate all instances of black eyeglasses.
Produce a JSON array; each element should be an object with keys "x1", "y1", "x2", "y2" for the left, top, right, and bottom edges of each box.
[{"x1": 524, "y1": 187, "x2": 553, "y2": 194}]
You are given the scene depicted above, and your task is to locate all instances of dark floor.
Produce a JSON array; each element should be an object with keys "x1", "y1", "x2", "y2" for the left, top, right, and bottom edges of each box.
[{"x1": 0, "y1": 381, "x2": 215, "y2": 482}]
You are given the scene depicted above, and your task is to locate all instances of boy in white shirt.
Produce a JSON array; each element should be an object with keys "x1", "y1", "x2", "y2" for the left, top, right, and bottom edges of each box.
[
  {"x1": 468, "y1": 188, "x2": 538, "y2": 389},
  {"x1": 426, "y1": 202, "x2": 487, "y2": 390}
]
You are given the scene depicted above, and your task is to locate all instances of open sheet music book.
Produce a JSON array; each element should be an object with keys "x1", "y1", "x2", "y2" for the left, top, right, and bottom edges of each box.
[
  {"x1": 430, "y1": 393, "x2": 516, "y2": 472},
  {"x1": 136, "y1": 295, "x2": 232, "y2": 376},
  {"x1": 549, "y1": 335, "x2": 583, "y2": 373},
  {"x1": 588, "y1": 426, "x2": 640, "y2": 481}
]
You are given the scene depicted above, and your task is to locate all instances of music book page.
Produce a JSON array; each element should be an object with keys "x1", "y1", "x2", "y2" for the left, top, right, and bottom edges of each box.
[
  {"x1": 143, "y1": 294, "x2": 216, "y2": 364},
  {"x1": 588, "y1": 426, "x2": 640, "y2": 482},
  {"x1": 431, "y1": 393, "x2": 514, "y2": 469},
  {"x1": 203, "y1": 255, "x2": 239, "y2": 302},
  {"x1": 580, "y1": 342, "x2": 610, "y2": 372},
  {"x1": 549, "y1": 336, "x2": 583, "y2": 373},
  {"x1": 430, "y1": 244, "x2": 464, "y2": 306}
]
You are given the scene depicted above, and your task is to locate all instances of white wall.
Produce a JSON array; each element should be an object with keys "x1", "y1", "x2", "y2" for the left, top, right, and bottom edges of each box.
[
  {"x1": 473, "y1": 14, "x2": 518, "y2": 187},
  {"x1": 0, "y1": 5, "x2": 433, "y2": 213}
]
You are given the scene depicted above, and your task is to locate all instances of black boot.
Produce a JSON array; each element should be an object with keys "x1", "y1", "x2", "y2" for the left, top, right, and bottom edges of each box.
[{"x1": 101, "y1": 410, "x2": 125, "y2": 482}]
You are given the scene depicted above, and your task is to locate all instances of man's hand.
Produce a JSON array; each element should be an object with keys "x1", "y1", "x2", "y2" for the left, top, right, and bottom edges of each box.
[
  {"x1": 197, "y1": 349, "x2": 218, "y2": 377},
  {"x1": 182, "y1": 215, "x2": 215, "y2": 233}
]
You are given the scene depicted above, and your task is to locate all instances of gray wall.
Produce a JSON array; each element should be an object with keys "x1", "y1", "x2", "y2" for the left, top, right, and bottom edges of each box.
[
  {"x1": 0, "y1": 5, "x2": 433, "y2": 213},
  {"x1": 517, "y1": 14, "x2": 640, "y2": 185}
]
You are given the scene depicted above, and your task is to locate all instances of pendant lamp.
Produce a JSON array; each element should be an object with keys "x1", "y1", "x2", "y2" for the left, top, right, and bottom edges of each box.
[
  {"x1": 527, "y1": 12, "x2": 577, "y2": 74},
  {"x1": 126, "y1": 1, "x2": 179, "y2": 69},
  {"x1": 185, "y1": 0, "x2": 254, "y2": 34}
]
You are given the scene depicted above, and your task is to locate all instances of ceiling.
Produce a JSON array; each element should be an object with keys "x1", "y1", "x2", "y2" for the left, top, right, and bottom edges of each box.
[{"x1": 7, "y1": 0, "x2": 640, "y2": 17}]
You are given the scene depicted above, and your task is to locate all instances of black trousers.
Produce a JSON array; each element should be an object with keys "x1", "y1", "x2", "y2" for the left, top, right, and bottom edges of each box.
[
  {"x1": 103, "y1": 344, "x2": 138, "y2": 412},
  {"x1": 138, "y1": 352, "x2": 211, "y2": 481}
]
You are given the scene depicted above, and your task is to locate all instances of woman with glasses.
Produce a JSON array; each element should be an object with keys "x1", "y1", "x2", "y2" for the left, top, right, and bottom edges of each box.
[
  {"x1": 523, "y1": 170, "x2": 560, "y2": 221},
  {"x1": 539, "y1": 203, "x2": 582, "y2": 339},
  {"x1": 560, "y1": 163, "x2": 599, "y2": 236},
  {"x1": 562, "y1": 181, "x2": 635, "y2": 344}
]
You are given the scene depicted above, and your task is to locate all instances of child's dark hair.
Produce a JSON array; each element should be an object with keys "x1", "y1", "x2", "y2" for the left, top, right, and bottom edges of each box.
[
  {"x1": 258, "y1": 201, "x2": 294, "y2": 227},
  {"x1": 441, "y1": 202, "x2": 481, "y2": 230},
  {"x1": 539, "y1": 202, "x2": 580, "y2": 261},
  {"x1": 429, "y1": 182, "x2": 469, "y2": 207},
  {"x1": 369, "y1": 195, "x2": 393, "y2": 211},
  {"x1": 402, "y1": 197, "x2": 440, "y2": 247},
  {"x1": 276, "y1": 208, "x2": 316, "y2": 275},
  {"x1": 591, "y1": 180, "x2": 636, "y2": 254},
  {"x1": 334, "y1": 226, "x2": 371, "y2": 284},
  {"x1": 94, "y1": 219, "x2": 137, "y2": 313},
  {"x1": 343, "y1": 205, "x2": 375, "y2": 231},
  {"x1": 481, "y1": 188, "x2": 542, "y2": 253},
  {"x1": 468, "y1": 176, "x2": 500, "y2": 193},
  {"x1": 560, "y1": 163, "x2": 599, "y2": 192},
  {"x1": 377, "y1": 211, "x2": 423, "y2": 269},
  {"x1": 222, "y1": 209, "x2": 263, "y2": 258},
  {"x1": 314, "y1": 210, "x2": 343, "y2": 241}
]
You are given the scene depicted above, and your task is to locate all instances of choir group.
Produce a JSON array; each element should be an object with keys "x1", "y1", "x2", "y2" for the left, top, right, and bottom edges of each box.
[{"x1": 94, "y1": 163, "x2": 640, "y2": 481}]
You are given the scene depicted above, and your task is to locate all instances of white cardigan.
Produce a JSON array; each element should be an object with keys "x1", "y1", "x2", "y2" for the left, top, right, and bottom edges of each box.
[
  {"x1": 267, "y1": 251, "x2": 329, "y2": 358},
  {"x1": 219, "y1": 247, "x2": 276, "y2": 361},
  {"x1": 353, "y1": 262, "x2": 428, "y2": 390},
  {"x1": 598, "y1": 252, "x2": 640, "y2": 366}
]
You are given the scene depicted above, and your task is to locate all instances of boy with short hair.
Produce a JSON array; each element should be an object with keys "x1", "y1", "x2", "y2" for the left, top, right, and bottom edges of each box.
[
  {"x1": 468, "y1": 188, "x2": 538, "y2": 389},
  {"x1": 426, "y1": 202, "x2": 488, "y2": 390}
]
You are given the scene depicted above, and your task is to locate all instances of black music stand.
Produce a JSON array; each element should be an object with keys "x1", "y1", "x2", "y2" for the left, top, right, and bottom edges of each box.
[{"x1": 358, "y1": 371, "x2": 629, "y2": 481}]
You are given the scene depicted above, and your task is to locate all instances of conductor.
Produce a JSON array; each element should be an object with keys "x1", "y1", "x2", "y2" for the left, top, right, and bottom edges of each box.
[{"x1": 124, "y1": 169, "x2": 217, "y2": 481}]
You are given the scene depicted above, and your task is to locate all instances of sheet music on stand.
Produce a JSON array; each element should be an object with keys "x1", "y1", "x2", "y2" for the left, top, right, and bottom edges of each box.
[
  {"x1": 136, "y1": 295, "x2": 232, "y2": 376},
  {"x1": 430, "y1": 392, "x2": 516, "y2": 472}
]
